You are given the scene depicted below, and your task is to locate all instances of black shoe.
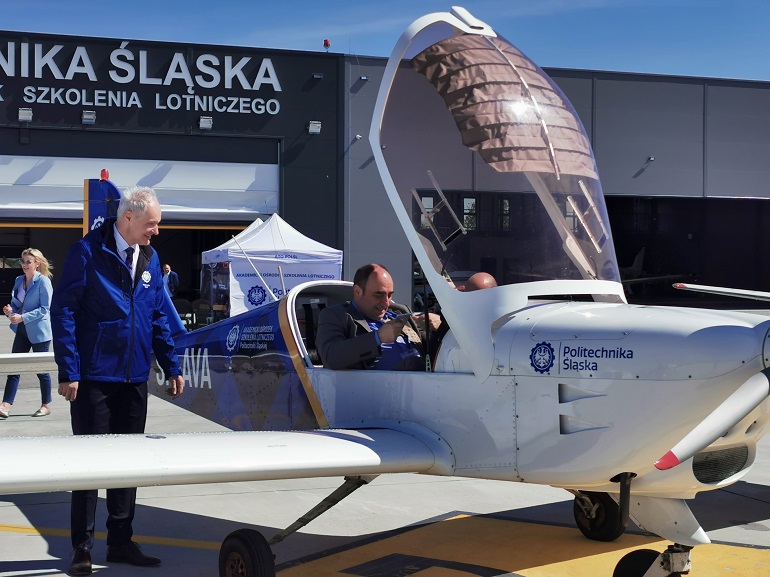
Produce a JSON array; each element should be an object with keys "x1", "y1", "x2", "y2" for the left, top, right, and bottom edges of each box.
[
  {"x1": 106, "y1": 541, "x2": 161, "y2": 566},
  {"x1": 69, "y1": 547, "x2": 92, "y2": 576}
]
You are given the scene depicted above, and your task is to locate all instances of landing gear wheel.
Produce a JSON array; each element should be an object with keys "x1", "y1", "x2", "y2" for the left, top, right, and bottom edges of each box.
[
  {"x1": 573, "y1": 491, "x2": 625, "y2": 542},
  {"x1": 219, "y1": 528, "x2": 275, "y2": 577},
  {"x1": 613, "y1": 549, "x2": 679, "y2": 577}
]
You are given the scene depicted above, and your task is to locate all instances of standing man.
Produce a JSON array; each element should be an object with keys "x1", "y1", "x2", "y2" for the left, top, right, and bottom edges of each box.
[
  {"x1": 51, "y1": 186, "x2": 185, "y2": 576},
  {"x1": 162, "y1": 263, "x2": 179, "y2": 298}
]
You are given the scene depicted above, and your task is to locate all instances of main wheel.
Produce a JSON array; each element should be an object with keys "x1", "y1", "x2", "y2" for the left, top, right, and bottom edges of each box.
[
  {"x1": 219, "y1": 528, "x2": 275, "y2": 577},
  {"x1": 573, "y1": 491, "x2": 625, "y2": 542},
  {"x1": 613, "y1": 549, "x2": 679, "y2": 577}
]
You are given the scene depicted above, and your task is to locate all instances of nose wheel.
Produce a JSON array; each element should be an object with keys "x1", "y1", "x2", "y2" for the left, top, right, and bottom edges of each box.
[
  {"x1": 613, "y1": 545, "x2": 691, "y2": 577},
  {"x1": 573, "y1": 491, "x2": 625, "y2": 542}
]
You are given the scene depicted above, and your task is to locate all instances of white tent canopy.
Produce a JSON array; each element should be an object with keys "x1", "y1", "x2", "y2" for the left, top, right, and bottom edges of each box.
[
  {"x1": 201, "y1": 217, "x2": 264, "y2": 263},
  {"x1": 201, "y1": 214, "x2": 343, "y2": 316}
]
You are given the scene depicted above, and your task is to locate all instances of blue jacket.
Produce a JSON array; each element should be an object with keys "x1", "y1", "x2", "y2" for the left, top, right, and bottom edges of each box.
[
  {"x1": 50, "y1": 220, "x2": 181, "y2": 383},
  {"x1": 8, "y1": 271, "x2": 53, "y2": 344}
]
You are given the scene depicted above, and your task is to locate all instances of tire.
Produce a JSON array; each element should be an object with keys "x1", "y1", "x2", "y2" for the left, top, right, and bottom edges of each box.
[
  {"x1": 219, "y1": 528, "x2": 275, "y2": 577},
  {"x1": 613, "y1": 548, "x2": 679, "y2": 577},
  {"x1": 573, "y1": 491, "x2": 625, "y2": 542}
]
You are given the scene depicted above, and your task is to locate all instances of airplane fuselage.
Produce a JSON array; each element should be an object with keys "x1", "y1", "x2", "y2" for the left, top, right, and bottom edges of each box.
[{"x1": 152, "y1": 283, "x2": 770, "y2": 503}]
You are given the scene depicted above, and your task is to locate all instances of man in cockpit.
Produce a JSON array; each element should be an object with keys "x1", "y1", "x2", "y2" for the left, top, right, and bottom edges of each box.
[{"x1": 317, "y1": 263, "x2": 438, "y2": 370}]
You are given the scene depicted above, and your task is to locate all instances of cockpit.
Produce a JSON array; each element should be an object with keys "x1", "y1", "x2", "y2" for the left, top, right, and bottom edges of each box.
[{"x1": 370, "y1": 9, "x2": 626, "y2": 378}]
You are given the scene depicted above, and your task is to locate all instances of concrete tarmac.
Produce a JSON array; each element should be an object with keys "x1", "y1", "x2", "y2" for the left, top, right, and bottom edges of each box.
[{"x1": 0, "y1": 316, "x2": 768, "y2": 576}]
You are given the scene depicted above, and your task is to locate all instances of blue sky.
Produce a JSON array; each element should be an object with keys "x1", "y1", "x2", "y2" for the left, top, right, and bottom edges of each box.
[{"x1": 3, "y1": 0, "x2": 770, "y2": 81}]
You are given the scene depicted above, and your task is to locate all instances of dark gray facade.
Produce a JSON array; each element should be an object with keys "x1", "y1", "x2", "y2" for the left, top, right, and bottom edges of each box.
[{"x1": 0, "y1": 32, "x2": 344, "y2": 300}]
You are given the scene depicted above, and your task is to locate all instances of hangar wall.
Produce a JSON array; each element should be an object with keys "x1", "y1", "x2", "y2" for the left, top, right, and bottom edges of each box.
[
  {"x1": 547, "y1": 69, "x2": 770, "y2": 202},
  {"x1": 342, "y1": 59, "x2": 770, "y2": 300},
  {"x1": 546, "y1": 70, "x2": 770, "y2": 295}
]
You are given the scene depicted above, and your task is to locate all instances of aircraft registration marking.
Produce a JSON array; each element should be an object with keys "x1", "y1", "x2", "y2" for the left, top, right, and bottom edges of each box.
[{"x1": 181, "y1": 347, "x2": 211, "y2": 388}]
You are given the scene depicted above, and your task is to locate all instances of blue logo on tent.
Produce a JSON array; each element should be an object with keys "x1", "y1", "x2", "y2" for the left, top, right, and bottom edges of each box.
[{"x1": 248, "y1": 285, "x2": 268, "y2": 307}]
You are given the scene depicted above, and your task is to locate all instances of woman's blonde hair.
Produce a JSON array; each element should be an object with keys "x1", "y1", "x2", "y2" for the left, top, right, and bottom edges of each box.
[{"x1": 22, "y1": 248, "x2": 53, "y2": 279}]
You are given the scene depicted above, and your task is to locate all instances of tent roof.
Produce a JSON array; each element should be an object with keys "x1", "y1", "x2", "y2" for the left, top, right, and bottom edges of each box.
[
  {"x1": 201, "y1": 214, "x2": 342, "y2": 264},
  {"x1": 203, "y1": 217, "x2": 264, "y2": 259}
]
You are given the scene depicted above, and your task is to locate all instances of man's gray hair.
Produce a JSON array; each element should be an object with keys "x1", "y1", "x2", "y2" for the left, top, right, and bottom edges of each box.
[{"x1": 117, "y1": 186, "x2": 159, "y2": 219}]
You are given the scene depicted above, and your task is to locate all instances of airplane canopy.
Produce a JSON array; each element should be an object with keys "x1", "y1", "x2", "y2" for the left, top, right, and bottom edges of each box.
[
  {"x1": 411, "y1": 35, "x2": 597, "y2": 181},
  {"x1": 370, "y1": 8, "x2": 624, "y2": 379}
]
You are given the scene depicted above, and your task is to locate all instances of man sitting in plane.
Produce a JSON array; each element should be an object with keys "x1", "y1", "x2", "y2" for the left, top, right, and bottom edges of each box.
[{"x1": 317, "y1": 263, "x2": 438, "y2": 370}]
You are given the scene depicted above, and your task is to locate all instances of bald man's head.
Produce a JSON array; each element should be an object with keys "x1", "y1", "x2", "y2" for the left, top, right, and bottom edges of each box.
[{"x1": 461, "y1": 272, "x2": 497, "y2": 292}]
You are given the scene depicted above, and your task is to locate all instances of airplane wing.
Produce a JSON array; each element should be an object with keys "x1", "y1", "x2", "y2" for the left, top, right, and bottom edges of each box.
[
  {"x1": 0, "y1": 352, "x2": 57, "y2": 374},
  {"x1": 621, "y1": 273, "x2": 692, "y2": 286},
  {"x1": 0, "y1": 428, "x2": 444, "y2": 495},
  {"x1": 673, "y1": 282, "x2": 770, "y2": 302}
]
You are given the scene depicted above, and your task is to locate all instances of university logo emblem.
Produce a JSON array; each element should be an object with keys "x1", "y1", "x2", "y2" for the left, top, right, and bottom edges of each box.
[
  {"x1": 247, "y1": 285, "x2": 268, "y2": 307},
  {"x1": 226, "y1": 325, "x2": 240, "y2": 353},
  {"x1": 141, "y1": 270, "x2": 152, "y2": 283},
  {"x1": 91, "y1": 215, "x2": 105, "y2": 230},
  {"x1": 530, "y1": 342, "x2": 555, "y2": 374}
]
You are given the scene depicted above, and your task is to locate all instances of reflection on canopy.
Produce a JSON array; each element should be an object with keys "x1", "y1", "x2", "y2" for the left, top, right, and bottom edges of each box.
[{"x1": 411, "y1": 35, "x2": 598, "y2": 181}]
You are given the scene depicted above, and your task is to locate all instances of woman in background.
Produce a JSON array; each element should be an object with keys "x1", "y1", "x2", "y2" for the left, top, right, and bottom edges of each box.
[{"x1": 1, "y1": 248, "x2": 54, "y2": 418}]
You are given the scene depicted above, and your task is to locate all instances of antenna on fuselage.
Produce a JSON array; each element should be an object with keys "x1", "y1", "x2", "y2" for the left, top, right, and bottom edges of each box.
[{"x1": 231, "y1": 235, "x2": 279, "y2": 302}]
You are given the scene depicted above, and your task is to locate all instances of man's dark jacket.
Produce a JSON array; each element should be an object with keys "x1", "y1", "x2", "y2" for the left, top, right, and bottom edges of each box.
[{"x1": 316, "y1": 301, "x2": 425, "y2": 370}]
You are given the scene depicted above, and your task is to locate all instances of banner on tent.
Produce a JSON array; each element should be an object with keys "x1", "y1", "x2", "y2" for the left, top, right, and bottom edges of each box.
[{"x1": 229, "y1": 260, "x2": 340, "y2": 315}]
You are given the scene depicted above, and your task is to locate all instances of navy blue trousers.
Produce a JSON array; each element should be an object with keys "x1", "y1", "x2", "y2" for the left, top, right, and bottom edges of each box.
[{"x1": 69, "y1": 380, "x2": 148, "y2": 549}]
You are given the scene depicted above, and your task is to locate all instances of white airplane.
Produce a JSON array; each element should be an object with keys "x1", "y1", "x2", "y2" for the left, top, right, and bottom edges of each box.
[{"x1": 2, "y1": 7, "x2": 769, "y2": 577}]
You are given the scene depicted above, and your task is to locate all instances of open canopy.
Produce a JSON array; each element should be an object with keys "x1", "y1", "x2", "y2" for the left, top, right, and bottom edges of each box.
[
  {"x1": 411, "y1": 34, "x2": 597, "y2": 180},
  {"x1": 370, "y1": 7, "x2": 624, "y2": 379}
]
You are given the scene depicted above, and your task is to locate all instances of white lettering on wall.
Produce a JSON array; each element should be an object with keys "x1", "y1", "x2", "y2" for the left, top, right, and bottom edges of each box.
[{"x1": 1, "y1": 40, "x2": 288, "y2": 116}]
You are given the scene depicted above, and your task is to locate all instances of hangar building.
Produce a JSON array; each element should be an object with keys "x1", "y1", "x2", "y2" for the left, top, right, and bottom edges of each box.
[{"x1": 1, "y1": 30, "x2": 769, "y2": 306}]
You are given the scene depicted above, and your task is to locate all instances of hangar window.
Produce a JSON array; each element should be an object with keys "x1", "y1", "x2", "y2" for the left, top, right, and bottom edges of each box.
[
  {"x1": 500, "y1": 199, "x2": 511, "y2": 231},
  {"x1": 463, "y1": 197, "x2": 477, "y2": 231},
  {"x1": 420, "y1": 196, "x2": 434, "y2": 228}
]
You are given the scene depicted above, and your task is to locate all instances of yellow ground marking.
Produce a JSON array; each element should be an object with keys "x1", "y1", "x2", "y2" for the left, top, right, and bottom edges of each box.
[
  {"x1": 0, "y1": 524, "x2": 219, "y2": 550},
  {"x1": 278, "y1": 515, "x2": 770, "y2": 577}
]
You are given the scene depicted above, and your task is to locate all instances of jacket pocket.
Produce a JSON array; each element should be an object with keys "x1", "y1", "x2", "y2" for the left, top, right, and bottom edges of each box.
[{"x1": 87, "y1": 320, "x2": 129, "y2": 378}]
